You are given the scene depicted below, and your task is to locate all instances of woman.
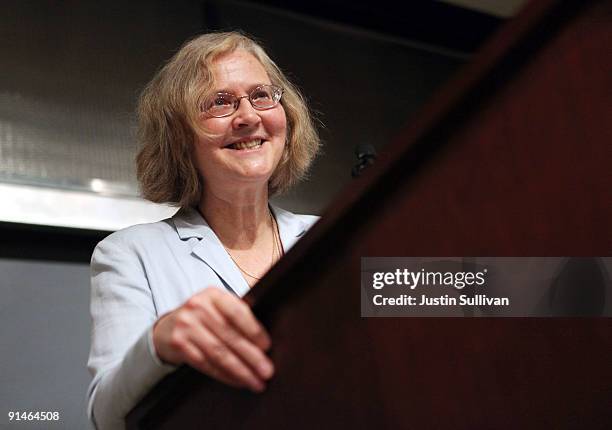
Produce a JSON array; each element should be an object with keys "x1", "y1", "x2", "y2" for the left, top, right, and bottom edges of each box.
[{"x1": 87, "y1": 32, "x2": 320, "y2": 430}]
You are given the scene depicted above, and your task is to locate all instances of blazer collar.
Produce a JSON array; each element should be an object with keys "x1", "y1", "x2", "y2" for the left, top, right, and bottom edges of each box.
[{"x1": 172, "y1": 206, "x2": 307, "y2": 296}]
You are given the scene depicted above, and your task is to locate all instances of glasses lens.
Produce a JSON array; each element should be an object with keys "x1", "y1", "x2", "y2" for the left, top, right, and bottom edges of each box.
[
  {"x1": 204, "y1": 93, "x2": 236, "y2": 117},
  {"x1": 250, "y1": 85, "x2": 282, "y2": 109}
]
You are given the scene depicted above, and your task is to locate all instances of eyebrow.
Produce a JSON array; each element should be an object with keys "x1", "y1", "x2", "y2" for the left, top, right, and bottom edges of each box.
[{"x1": 213, "y1": 83, "x2": 271, "y2": 94}]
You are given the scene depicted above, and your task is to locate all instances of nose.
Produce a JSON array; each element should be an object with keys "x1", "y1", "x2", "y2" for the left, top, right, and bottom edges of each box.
[{"x1": 232, "y1": 97, "x2": 261, "y2": 129}]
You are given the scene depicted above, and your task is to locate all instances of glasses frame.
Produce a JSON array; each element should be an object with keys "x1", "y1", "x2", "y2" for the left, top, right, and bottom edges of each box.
[{"x1": 201, "y1": 84, "x2": 284, "y2": 118}]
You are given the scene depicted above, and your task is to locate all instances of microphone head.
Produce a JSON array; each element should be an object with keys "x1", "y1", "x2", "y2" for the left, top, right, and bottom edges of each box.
[{"x1": 355, "y1": 143, "x2": 377, "y2": 159}]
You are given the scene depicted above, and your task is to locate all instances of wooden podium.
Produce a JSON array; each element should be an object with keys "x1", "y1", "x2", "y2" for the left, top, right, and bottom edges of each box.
[{"x1": 127, "y1": 0, "x2": 612, "y2": 428}]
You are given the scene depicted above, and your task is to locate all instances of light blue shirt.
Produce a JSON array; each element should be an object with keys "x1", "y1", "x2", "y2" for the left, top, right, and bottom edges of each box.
[{"x1": 87, "y1": 206, "x2": 318, "y2": 430}]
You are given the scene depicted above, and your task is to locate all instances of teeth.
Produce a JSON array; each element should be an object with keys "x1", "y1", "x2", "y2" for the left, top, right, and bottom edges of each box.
[{"x1": 232, "y1": 139, "x2": 263, "y2": 150}]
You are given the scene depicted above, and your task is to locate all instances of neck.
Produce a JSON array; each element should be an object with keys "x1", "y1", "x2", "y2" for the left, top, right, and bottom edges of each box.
[{"x1": 197, "y1": 184, "x2": 272, "y2": 250}]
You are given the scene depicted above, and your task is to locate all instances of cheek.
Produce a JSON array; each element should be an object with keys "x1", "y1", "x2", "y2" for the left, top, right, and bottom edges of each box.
[
  {"x1": 197, "y1": 118, "x2": 232, "y2": 149},
  {"x1": 268, "y1": 106, "x2": 287, "y2": 138},
  {"x1": 193, "y1": 131, "x2": 222, "y2": 169}
]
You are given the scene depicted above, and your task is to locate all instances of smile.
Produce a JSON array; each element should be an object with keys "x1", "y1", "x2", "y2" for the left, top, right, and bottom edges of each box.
[{"x1": 225, "y1": 139, "x2": 264, "y2": 150}]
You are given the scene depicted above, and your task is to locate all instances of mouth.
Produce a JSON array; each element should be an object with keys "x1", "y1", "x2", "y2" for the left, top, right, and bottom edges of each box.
[{"x1": 224, "y1": 139, "x2": 265, "y2": 150}]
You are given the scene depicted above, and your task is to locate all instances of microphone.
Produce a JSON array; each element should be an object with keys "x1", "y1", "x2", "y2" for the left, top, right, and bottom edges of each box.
[{"x1": 351, "y1": 144, "x2": 377, "y2": 177}]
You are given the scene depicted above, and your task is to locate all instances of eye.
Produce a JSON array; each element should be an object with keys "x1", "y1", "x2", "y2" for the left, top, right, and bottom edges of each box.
[
  {"x1": 203, "y1": 93, "x2": 237, "y2": 116},
  {"x1": 251, "y1": 89, "x2": 272, "y2": 102},
  {"x1": 209, "y1": 94, "x2": 234, "y2": 107}
]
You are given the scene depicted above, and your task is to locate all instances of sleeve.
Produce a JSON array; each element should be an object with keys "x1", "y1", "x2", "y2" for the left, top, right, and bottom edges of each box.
[{"x1": 86, "y1": 234, "x2": 176, "y2": 430}]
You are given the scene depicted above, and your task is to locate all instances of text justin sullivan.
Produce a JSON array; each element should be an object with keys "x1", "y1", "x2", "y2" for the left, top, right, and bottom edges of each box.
[{"x1": 373, "y1": 294, "x2": 510, "y2": 306}]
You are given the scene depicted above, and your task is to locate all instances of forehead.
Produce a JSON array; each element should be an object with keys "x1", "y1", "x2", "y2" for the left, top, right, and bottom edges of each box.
[{"x1": 211, "y1": 50, "x2": 271, "y2": 90}]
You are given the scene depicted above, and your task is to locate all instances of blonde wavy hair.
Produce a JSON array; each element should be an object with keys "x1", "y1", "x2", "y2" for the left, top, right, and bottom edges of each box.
[{"x1": 136, "y1": 31, "x2": 321, "y2": 208}]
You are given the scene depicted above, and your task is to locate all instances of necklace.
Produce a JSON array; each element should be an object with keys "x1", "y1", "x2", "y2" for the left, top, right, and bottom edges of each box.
[{"x1": 222, "y1": 208, "x2": 283, "y2": 281}]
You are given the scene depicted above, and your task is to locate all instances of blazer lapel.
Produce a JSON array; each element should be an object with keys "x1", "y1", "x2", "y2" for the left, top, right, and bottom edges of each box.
[
  {"x1": 191, "y1": 232, "x2": 251, "y2": 297},
  {"x1": 172, "y1": 206, "x2": 308, "y2": 297},
  {"x1": 173, "y1": 208, "x2": 250, "y2": 296}
]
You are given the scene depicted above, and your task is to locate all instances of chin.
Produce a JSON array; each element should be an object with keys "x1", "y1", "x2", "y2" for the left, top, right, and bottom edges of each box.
[
  {"x1": 228, "y1": 167, "x2": 274, "y2": 184},
  {"x1": 236, "y1": 160, "x2": 280, "y2": 179}
]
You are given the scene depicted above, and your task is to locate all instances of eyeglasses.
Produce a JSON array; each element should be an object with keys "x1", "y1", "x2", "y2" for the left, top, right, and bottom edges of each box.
[{"x1": 201, "y1": 84, "x2": 284, "y2": 118}]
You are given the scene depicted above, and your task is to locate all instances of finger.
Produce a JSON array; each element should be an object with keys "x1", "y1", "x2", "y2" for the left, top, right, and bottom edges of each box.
[
  {"x1": 212, "y1": 293, "x2": 272, "y2": 351},
  {"x1": 167, "y1": 308, "x2": 264, "y2": 391},
  {"x1": 179, "y1": 339, "x2": 245, "y2": 389},
  {"x1": 186, "y1": 319, "x2": 266, "y2": 392},
  {"x1": 194, "y1": 354, "x2": 245, "y2": 389},
  {"x1": 196, "y1": 299, "x2": 274, "y2": 380}
]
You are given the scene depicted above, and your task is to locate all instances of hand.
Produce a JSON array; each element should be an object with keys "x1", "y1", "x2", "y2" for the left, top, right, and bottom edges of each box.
[{"x1": 152, "y1": 287, "x2": 274, "y2": 392}]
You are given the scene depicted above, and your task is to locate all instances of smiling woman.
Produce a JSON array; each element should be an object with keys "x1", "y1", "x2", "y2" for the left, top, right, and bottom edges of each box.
[
  {"x1": 86, "y1": 32, "x2": 321, "y2": 430},
  {"x1": 136, "y1": 32, "x2": 319, "y2": 206}
]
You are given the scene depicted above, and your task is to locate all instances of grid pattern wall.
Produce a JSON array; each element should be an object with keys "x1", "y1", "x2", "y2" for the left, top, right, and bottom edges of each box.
[
  {"x1": 0, "y1": 0, "x2": 203, "y2": 197},
  {"x1": 0, "y1": 91, "x2": 137, "y2": 194}
]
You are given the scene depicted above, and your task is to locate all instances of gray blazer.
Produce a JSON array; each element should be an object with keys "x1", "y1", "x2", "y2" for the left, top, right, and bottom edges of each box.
[{"x1": 87, "y1": 206, "x2": 318, "y2": 430}]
